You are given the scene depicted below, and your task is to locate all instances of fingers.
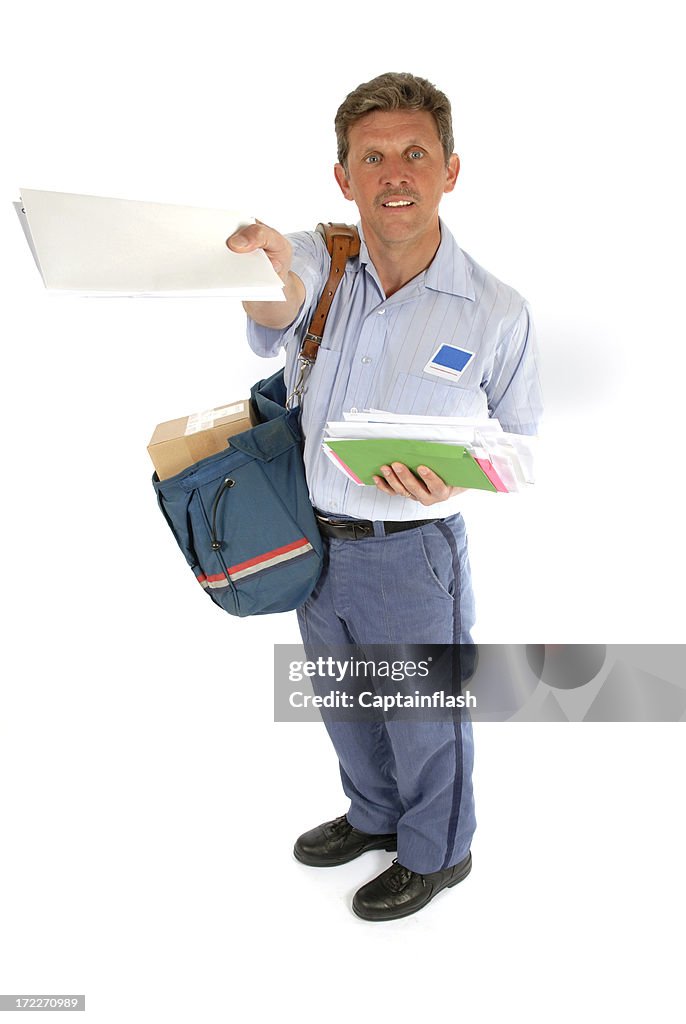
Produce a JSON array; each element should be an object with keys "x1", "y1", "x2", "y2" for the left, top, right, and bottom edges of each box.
[
  {"x1": 372, "y1": 467, "x2": 413, "y2": 499},
  {"x1": 226, "y1": 221, "x2": 292, "y2": 282},
  {"x1": 372, "y1": 463, "x2": 456, "y2": 506},
  {"x1": 226, "y1": 224, "x2": 262, "y2": 252},
  {"x1": 226, "y1": 222, "x2": 281, "y2": 254}
]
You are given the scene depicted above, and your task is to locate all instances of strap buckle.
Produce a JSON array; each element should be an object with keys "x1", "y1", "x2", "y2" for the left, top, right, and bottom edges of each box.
[{"x1": 285, "y1": 354, "x2": 314, "y2": 410}]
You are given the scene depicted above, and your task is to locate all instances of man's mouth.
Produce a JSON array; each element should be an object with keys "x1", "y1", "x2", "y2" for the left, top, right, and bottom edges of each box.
[{"x1": 381, "y1": 199, "x2": 415, "y2": 208}]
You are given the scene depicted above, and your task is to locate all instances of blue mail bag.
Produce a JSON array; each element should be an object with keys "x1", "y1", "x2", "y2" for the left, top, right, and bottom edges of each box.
[{"x1": 152, "y1": 369, "x2": 323, "y2": 617}]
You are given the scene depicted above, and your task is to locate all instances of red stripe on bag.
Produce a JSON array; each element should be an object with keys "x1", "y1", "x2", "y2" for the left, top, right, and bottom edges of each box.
[
  {"x1": 227, "y1": 538, "x2": 311, "y2": 575},
  {"x1": 196, "y1": 538, "x2": 312, "y2": 589},
  {"x1": 197, "y1": 572, "x2": 229, "y2": 586}
]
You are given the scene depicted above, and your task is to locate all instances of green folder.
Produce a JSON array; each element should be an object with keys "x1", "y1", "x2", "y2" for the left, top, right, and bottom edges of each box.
[{"x1": 324, "y1": 438, "x2": 497, "y2": 491}]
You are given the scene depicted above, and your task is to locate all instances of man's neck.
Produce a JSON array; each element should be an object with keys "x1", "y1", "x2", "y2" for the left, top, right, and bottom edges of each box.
[{"x1": 362, "y1": 221, "x2": 442, "y2": 298}]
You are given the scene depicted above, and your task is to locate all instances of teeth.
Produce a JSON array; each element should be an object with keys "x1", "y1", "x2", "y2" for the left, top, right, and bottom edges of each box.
[{"x1": 384, "y1": 200, "x2": 412, "y2": 207}]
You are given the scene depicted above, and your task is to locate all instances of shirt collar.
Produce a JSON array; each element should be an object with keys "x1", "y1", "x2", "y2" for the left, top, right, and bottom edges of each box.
[{"x1": 354, "y1": 218, "x2": 474, "y2": 301}]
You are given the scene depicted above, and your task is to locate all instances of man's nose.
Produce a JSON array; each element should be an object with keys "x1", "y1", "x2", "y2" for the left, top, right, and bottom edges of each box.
[{"x1": 380, "y1": 155, "x2": 410, "y2": 186}]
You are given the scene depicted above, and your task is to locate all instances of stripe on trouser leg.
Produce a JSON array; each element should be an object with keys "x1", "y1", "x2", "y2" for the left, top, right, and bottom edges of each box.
[{"x1": 435, "y1": 521, "x2": 464, "y2": 870}]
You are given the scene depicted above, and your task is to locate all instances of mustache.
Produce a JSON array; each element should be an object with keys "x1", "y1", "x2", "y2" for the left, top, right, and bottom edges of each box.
[{"x1": 375, "y1": 188, "x2": 420, "y2": 206}]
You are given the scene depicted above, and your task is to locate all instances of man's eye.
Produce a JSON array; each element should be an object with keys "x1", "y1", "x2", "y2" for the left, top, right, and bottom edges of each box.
[
  {"x1": 364, "y1": 155, "x2": 381, "y2": 164},
  {"x1": 409, "y1": 150, "x2": 424, "y2": 159}
]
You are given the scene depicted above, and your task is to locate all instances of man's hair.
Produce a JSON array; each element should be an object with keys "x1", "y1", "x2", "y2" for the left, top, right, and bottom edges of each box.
[{"x1": 335, "y1": 72, "x2": 454, "y2": 170}]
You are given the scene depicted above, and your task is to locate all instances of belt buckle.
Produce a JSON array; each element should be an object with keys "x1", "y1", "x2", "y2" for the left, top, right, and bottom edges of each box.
[
  {"x1": 315, "y1": 514, "x2": 353, "y2": 532},
  {"x1": 314, "y1": 513, "x2": 374, "y2": 540}
]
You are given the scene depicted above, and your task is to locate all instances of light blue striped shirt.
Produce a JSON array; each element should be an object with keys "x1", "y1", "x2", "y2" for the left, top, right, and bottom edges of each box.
[{"x1": 246, "y1": 219, "x2": 543, "y2": 521}]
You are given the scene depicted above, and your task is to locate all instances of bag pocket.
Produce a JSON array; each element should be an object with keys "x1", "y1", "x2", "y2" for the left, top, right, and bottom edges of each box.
[
  {"x1": 154, "y1": 413, "x2": 323, "y2": 617},
  {"x1": 181, "y1": 453, "x2": 322, "y2": 617}
]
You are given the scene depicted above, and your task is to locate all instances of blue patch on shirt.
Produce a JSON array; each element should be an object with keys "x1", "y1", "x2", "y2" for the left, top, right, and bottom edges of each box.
[{"x1": 425, "y1": 344, "x2": 474, "y2": 379}]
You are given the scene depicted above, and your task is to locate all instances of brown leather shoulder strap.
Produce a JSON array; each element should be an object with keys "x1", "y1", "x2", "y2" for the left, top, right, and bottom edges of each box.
[{"x1": 300, "y1": 222, "x2": 360, "y2": 363}]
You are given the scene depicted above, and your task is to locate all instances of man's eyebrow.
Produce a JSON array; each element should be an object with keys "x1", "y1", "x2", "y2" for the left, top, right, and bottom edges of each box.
[{"x1": 359, "y1": 139, "x2": 433, "y2": 156}]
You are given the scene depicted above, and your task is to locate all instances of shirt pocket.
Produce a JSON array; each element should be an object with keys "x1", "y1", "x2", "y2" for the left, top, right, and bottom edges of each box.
[
  {"x1": 302, "y1": 346, "x2": 343, "y2": 412},
  {"x1": 386, "y1": 372, "x2": 488, "y2": 418}
]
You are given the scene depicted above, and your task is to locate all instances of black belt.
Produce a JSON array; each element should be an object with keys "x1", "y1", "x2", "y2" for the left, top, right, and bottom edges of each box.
[{"x1": 314, "y1": 510, "x2": 439, "y2": 540}]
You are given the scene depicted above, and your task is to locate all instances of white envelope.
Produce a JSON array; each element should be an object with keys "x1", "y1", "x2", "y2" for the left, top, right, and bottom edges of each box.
[{"x1": 17, "y1": 188, "x2": 285, "y2": 300}]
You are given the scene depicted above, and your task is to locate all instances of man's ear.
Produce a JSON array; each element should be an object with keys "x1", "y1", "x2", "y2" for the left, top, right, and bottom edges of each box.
[
  {"x1": 334, "y1": 163, "x2": 354, "y2": 201},
  {"x1": 444, "y1": 154, "x2": 460, "y2": 194}
]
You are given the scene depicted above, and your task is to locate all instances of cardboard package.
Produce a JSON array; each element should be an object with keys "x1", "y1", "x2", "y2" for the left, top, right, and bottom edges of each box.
[{"x1": 148, "y1": 399, "x2": 254, "y2": 480}]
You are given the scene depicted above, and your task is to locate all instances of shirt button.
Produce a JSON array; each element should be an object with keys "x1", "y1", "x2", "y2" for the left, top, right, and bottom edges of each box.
[
  {"x1": 350, "y1": 407, "x2": 358, "y2": 414},
  {"x1": 377, "y1": 308, "x2": 386, "y2": 315},
  {"x1": 361, "y1": 356, "x2": 372, "y2": 365}
]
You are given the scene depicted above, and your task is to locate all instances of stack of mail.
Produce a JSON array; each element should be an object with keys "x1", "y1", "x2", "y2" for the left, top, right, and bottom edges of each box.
[{"x1": 321, "y1": 410, "x2": 537, "y2": 492}]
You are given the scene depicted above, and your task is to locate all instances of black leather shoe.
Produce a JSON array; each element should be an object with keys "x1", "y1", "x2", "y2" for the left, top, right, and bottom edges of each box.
[
  {"x1": 293, "y1": 815, "x2": 397, "y2": 867},
  {"x1": 352, "y1": 852, "x2": 472, "y2": 920}
]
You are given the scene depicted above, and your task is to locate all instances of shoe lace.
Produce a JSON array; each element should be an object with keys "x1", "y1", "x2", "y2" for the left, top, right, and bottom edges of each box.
[
  {"x1": 386, "y1": 859, "x2": 415, "y2": 892},
  {"x1": 327, "y1": 815, "x2": 351, "y2": 835}
]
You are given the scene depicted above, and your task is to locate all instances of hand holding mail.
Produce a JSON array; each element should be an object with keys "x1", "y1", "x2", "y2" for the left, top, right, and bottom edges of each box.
[
  {"x1": 226, "y1": 221, "x2": 292, "y2": 284},
  {"x1": 372, "y1": 463, "x2": 467, "y2": 506}
]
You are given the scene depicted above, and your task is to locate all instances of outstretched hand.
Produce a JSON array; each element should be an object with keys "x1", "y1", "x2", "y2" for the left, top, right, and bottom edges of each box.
[
  {"x1": 226, "y1": 221, "x2": 293, "y2": 285},
  {"x1": 226, "y1": 220, "x2": 305, "y2": 328}
]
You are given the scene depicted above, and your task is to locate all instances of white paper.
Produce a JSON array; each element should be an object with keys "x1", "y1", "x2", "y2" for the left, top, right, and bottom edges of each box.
[
  {"x1": 17, "y1": 189, "x2": 286, "y2": 299},
  {"x1": 325, "y1": 421, "x2": 483, "y2": 443},
  {"x1": 344, "y1": 409, "x2": 504, "y2": 431}
]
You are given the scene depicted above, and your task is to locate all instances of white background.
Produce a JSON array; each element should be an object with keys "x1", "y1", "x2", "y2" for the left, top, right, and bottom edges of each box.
[{"x1": 1, "y1": 1, "x2": 684, "y2": 1021}]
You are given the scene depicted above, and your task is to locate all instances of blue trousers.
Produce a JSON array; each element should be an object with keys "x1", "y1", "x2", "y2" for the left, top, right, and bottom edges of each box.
[{"x1": 296, "y1": 513, "x2": 476, "y2": 874}]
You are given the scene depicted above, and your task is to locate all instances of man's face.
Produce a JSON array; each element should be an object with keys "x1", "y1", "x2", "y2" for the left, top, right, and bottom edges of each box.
[{"x1": 334, "y1": 109, "x2": 459, "y2": 249}]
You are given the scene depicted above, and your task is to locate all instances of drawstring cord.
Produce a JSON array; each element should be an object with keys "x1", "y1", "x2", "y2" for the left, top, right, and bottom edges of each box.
[{"x1": 210, "y1": 477, "x2": 235, "y2": 551}]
